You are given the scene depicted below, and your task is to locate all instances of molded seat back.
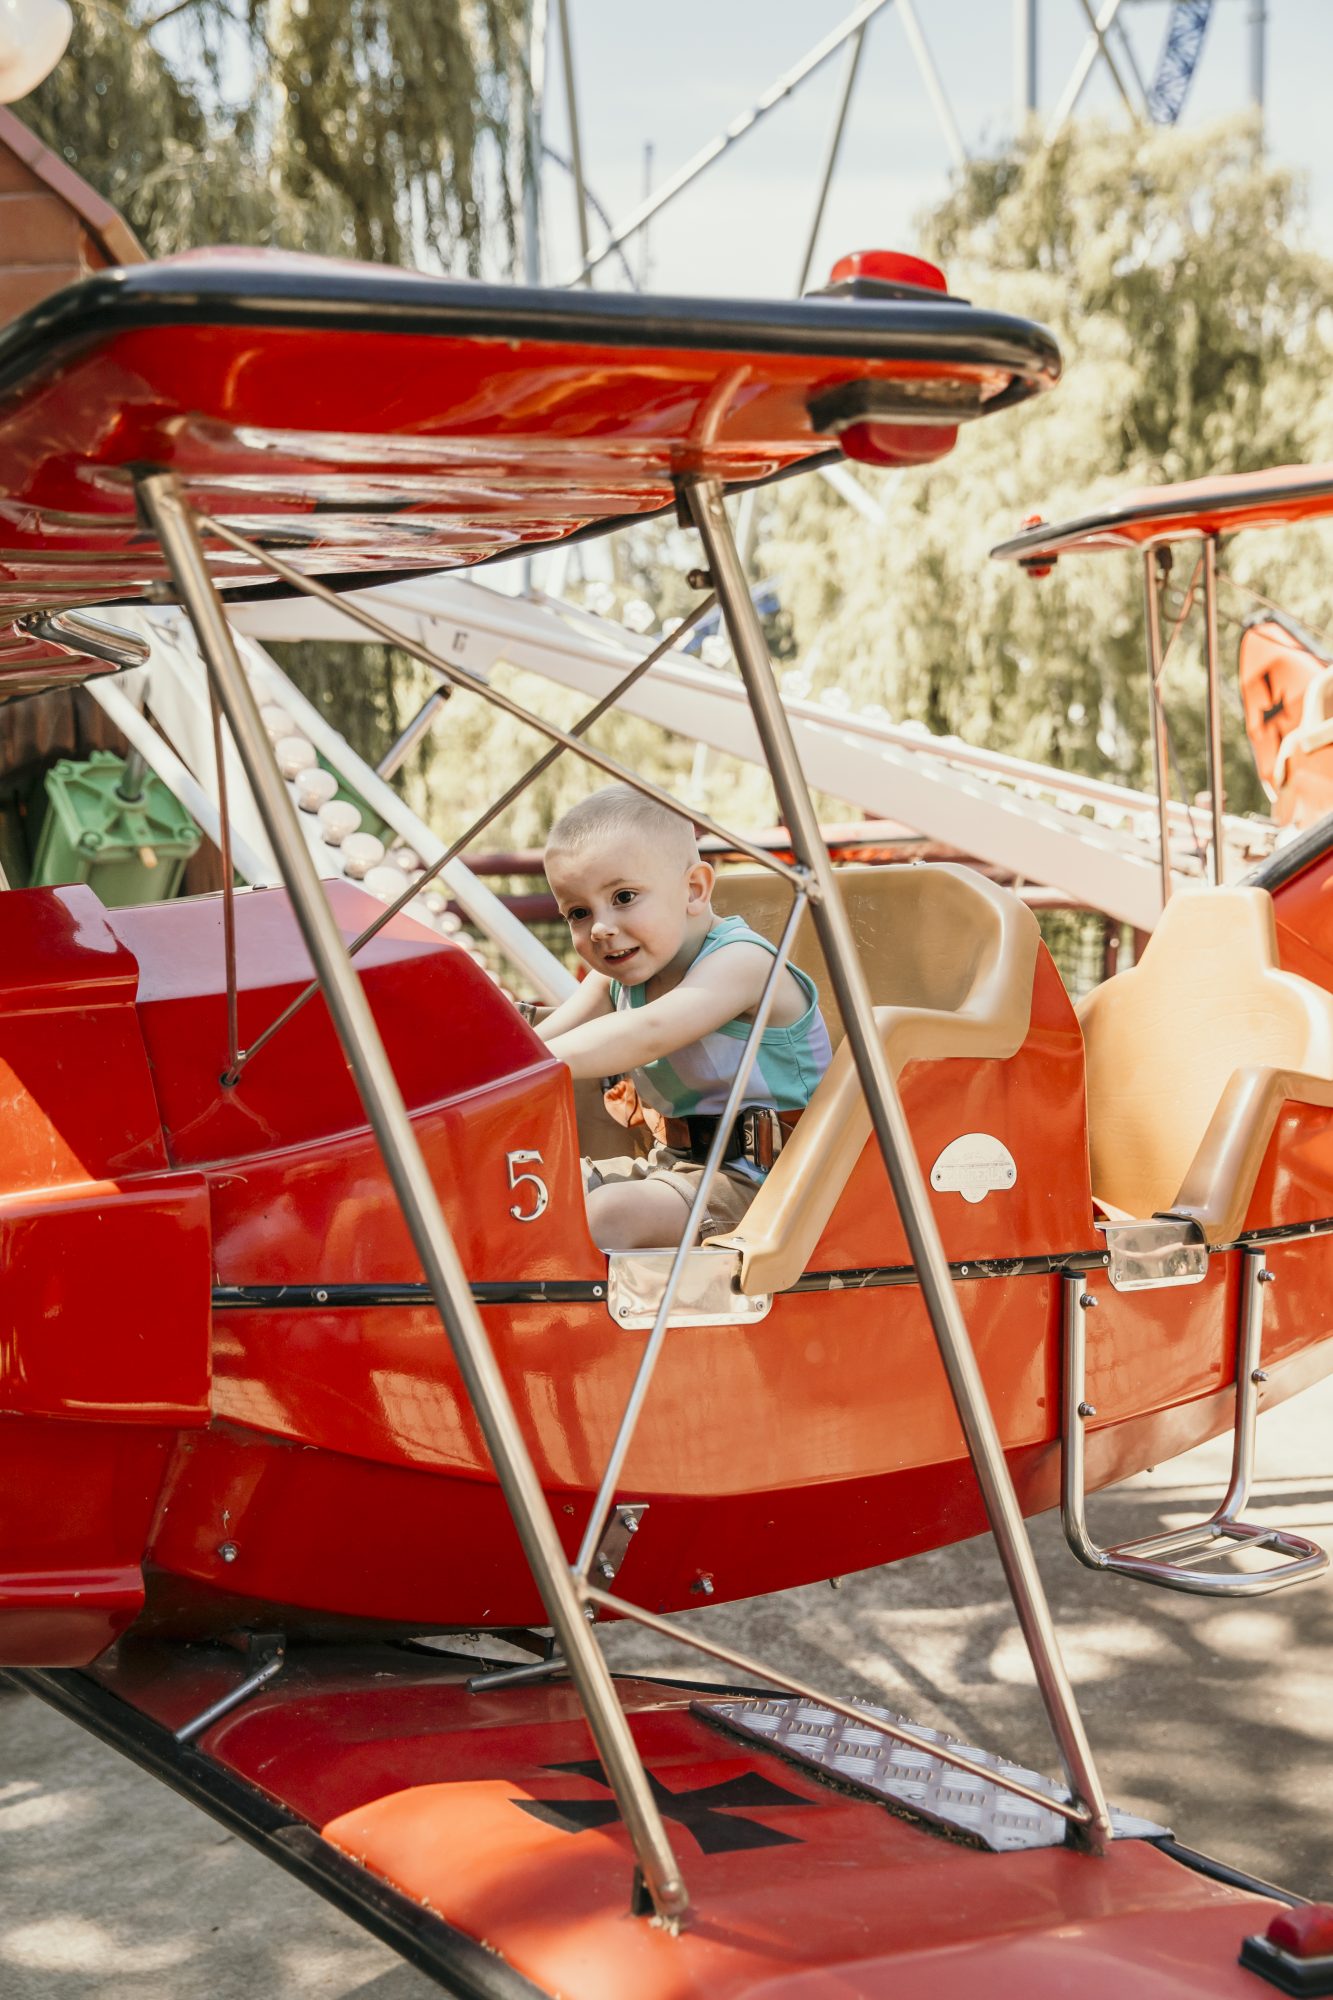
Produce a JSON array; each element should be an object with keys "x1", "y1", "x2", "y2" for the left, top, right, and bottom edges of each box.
[
  {"x1": 1077, "y1": 886, "x2": 1333, "y2": 1223},
  {"x1": 711, "y1": 865, "x2": 1040, "y2": 1293},
  {"x1": 712, "y1": 864, "x2": 997, "y2": 1045}
]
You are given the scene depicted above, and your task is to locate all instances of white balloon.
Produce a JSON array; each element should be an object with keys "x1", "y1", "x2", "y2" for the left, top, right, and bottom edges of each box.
[{"x1": 0, "y1": 0, "x2": 72, "y2": 102}]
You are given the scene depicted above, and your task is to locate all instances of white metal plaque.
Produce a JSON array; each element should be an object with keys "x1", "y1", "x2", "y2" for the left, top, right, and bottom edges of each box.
[{"x1": 930, "y1": 1133, "x2": 1017, "y2": 1205}]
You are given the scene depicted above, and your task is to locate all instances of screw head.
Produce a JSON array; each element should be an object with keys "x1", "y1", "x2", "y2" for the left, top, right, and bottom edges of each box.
[
  {"x1": 217, "y1": 1541, "x2": 239, "y2": 1564},
  {"x1": 1252, "y1": 1368, "x2": 1269, "y2": 1384},
  {"x1": 1079, "y1": 1292, "x2": 1098, "y2": 1310},
  {"x1": 1078, "y1": 1401, "x2": 1097, "y2": 1419},
  {"x1": 686, "y1": 567, "x2": 713, "y2": 591},
  {"x1": 1257, "y1": 1268, "x2": 1277, "y2": 1285}
]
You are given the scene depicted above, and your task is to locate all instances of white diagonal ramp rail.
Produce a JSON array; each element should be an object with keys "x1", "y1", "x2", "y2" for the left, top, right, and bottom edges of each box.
[{"x1": 232, "y1": 575, "x2": 1275, "y2": 933}]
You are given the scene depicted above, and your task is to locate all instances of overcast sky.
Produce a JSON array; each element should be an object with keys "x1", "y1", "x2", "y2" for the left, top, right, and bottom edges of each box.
[{"x1": 532, "y1": 1, "x2": 1333, "y2": 297}]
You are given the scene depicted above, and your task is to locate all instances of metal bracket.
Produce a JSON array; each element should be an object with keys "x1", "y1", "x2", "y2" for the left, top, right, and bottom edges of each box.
[
  {"x1": 17, "y1": 609, "x2": 152, "y2": 671},
  {"x1": 174, "y1": 1632, "x2": 286, "y2": 1743},
  {"x1": 606, "y1": 1248, "x2": 771, "y2": 1329},
  {"x1": 593, "y1": 1502, "x2": 648, "y2": 1586},
  {"x1": 1100, "y1": 1216, "x2": 1208, "y2": 1292},
  {"x1": 1061, "y1": 1259, "x2": 1329, "y2": 1595}
]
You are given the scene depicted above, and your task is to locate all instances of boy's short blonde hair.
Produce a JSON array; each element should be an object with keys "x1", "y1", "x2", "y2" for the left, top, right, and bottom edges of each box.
[{"x1": 545, "y1": 785, "x2": 700, "y2": 870}]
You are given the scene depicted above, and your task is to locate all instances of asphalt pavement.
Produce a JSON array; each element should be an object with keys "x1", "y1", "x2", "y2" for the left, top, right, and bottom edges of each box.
[{"x1": 2, "y1": 1379, "x2": 1330, "y2": 1997}]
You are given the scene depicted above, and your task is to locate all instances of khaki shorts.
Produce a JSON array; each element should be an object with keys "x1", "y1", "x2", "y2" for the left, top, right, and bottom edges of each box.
[{"x1": 583, "y1": 1143, "x2": 758, "y2": 1242}]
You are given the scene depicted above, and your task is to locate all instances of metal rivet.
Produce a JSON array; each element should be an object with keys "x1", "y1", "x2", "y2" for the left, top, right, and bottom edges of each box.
[
  {"x1": 1078, "y1": 1401, "x2": 1097, "y2": 1419},
  {"x1": 1252, "y1": 1368, "x2": 1269, "y2": 1384},
  {"x1": 692, "y1": 1575, "x2": 715, "y2": 1596},
  {"x1": 1079, "y1": 1292, "x2": 1098, "y2": 1310},
  {"x1": 1257, "y1": 1269, "x2": 1277, "y2": 1285},
  {"x1": 217, "y1": 1542, "x2": 238, "y2": 1563}
]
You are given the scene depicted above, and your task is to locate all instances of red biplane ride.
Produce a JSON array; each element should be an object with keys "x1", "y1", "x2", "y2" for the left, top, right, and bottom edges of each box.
[{"x1": 1, "y1": 149, "x2": 1332, "y2": 1993}]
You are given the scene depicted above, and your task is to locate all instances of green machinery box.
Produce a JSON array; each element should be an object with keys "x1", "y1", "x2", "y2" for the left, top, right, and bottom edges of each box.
[{"x1": 31, "y1": 751, "x2": 202, "y2": 905}]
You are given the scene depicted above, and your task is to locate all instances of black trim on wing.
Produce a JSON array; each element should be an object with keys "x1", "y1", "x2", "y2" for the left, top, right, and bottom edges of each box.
[
  {"x1": 0, "y1": 259, "x2": 1061, "y2": 404},
  {"x1": 991, "y1": 469, "x2": 1333, "y2": 567},
  {"x1": 1149, "y1": 1834, "x2": 1304, "y2": 1909},
  {"x1": 6, "y1": 1667, "x2": 555, "y2": 2000}
]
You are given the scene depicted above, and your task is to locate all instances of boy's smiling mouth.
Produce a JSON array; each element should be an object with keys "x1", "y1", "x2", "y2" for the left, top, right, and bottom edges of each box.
[{"x1": 602, "y1": 945, "x2": 640, "y2": 965}]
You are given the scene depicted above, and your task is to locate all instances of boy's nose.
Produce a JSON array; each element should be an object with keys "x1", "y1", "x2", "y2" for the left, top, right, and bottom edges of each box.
[{"x1": 590, "y1": 915, "x2": 616, "y2": 939}]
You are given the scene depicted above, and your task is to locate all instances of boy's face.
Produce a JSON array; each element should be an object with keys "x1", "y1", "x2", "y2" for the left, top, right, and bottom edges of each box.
[{"x1": 546, "y1": 830, "x2": 712, "y2": 985}]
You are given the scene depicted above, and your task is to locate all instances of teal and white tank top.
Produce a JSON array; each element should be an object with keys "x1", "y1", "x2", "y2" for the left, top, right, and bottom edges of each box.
[{"x1": 610, "y1": 914, "x2": 832, "y2": 1123}]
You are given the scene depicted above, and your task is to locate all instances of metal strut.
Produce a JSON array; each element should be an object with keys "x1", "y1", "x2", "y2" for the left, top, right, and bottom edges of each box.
[
  {"x1": 687, "y1": 477, "x2": 1113, "y2": 1854},
  {"x1": 137, "y1": 471, "x2": 691, "y2": 1926},
  {"x1": 1062, "y1": 1257, "x2": 1329, "y2": 1595}
]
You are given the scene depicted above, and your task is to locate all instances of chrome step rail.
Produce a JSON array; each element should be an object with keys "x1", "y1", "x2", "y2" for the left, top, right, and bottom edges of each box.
[{"x1": 1062, "y1": 1255, "x2": 1330, "y2": 1595}]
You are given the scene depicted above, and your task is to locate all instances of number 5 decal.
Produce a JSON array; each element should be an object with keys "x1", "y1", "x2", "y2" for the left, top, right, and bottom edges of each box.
[{"x1": 506, "y1": 1149, "x2": 549, "y2": 1223}]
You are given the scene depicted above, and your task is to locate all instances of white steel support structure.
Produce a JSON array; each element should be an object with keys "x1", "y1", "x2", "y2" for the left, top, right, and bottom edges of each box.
[{"x1": 232, "y1": 575, "x2": 1272, "y2": 930}]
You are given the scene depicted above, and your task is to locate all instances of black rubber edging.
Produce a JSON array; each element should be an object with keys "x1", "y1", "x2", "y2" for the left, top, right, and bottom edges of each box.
[{"x1": 7, "y1": 1667, "x2": 553, "y2": 2000}]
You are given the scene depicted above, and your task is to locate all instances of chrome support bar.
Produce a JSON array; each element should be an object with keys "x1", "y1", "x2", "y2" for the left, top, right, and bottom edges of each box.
[
  {"x1": 376, "y1": 687, "x2": 450, "y2": 780},
  {"x1": 1061, "y1": 1262, "x2": 1329, "y2": 1594},
  {"x1": 574, "y1": 893, "x2": 807, "y2": 1581},
  {"x1": 689, "y1": 475, "x2": 1113, "y2": 1854},
  {"x1": 1202, "y1": 535, "x2": 1226, "y2": 885},
  {"x1": 206, "y1": 673, "x2": 240, "y2": 1077},
  {"x1": 17, "y1": 607, "x2": 152, "y2": 671},
  {"x1": 139, "y1": 472, "x2": 690, "y2": 1925},
  {"x1": 582, "y1": 1585, "x2": 1095, "y2": 1837},
  {"x1": 174, "y1": 1633, "x2": 285, "y2": 1744},
  {"x1": 1142, "y1": 548, "x2": 1174, "y2": 913}
]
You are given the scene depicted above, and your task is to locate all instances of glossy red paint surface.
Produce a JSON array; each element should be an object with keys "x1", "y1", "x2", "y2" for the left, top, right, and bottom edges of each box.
[
  {"x1": 809, "y1": 943, "x2": 1094, "y2": 1270},
  {"x1": 0, "y1": 1173, "x2": 211, "y2": 1422},
  {"x1": 115, "y1": 892, "x2": 1327, "y2": 1631},
  {"x1": 0, "y1": 885, "x2": 216, "y2": 1661},
  {"x1": 0, "y1": 1425, "x2": 175, "y2": 1663},
  {"x1": 86, "y1": 1645, "x2": 1284, "y2": 2000},
  {"x1": 5, "y1": 864, "x2": 1333, "y2": 1649}
]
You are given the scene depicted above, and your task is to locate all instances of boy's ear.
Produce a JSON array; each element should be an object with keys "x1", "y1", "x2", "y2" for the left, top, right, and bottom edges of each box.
[{"x1": 685, "y1": 859, "x2": 715, "y2": 912}]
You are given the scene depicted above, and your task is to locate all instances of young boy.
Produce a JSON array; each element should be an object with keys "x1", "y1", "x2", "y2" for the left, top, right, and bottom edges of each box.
[{"x1": 538, "y1": 785, "x2": 831, "y2": 1251}]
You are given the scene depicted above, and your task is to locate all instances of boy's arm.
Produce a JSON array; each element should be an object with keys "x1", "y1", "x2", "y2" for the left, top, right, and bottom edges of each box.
[
  {"x1": 544, "y1": 943, "x2": 772, "y2": 1080},
  {"x1": 534, "y1": 971, "x2": 614, "y2": 1043}
]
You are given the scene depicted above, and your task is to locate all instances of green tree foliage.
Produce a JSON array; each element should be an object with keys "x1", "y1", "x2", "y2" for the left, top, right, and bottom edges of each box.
[
  {"x1": 766, "y1": 121, "x2": 1333, "y2": 815},
  {"x1": 22, "y1": 0, "x2": 526, "y2": 267}
]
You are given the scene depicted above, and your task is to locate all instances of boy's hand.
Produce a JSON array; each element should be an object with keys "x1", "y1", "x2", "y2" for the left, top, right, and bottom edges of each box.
[
  {"x1": 543, "y1": 941, "x2": 775, "y2": 1080},
  {"x1": 534, "y1": 971, "x2": 613, "y2": 1044}
]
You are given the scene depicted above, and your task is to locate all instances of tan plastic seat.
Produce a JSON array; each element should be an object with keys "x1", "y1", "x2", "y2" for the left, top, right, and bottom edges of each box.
[
  {"x1": 709, "y1": 864, "x2": 1040, "y2": 1294},
  {"x1": 1077, "y1": 886, "x2": 1333, "y2": 1244}
]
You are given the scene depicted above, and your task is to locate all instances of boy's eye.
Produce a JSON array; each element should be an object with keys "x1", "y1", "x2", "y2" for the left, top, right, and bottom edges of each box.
[
  {"x1": 565, "y1": 906, "x2": 589, "y2": 923},
  {"x1": 612, "y1": 888, "x2": 637, "y2": 906}
]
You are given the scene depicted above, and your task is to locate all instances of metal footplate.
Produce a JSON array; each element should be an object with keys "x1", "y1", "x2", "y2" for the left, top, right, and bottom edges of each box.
[
  {"x1": 1062, "y1": 1255, "x2": 1330, "y2": 1597},
  {"x1": 696, "y1": 1695, "x2": 1166, "y2": 1852}
]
